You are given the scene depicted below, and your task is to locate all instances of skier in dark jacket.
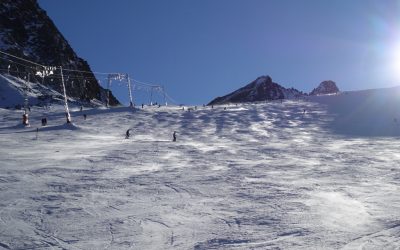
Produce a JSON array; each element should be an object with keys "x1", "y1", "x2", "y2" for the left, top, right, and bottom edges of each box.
[
  {"x1": 172, "y1": 131, "x2": 177, "y2": 142},
  {"x1": 41, "y1": 117, "x2": 47, "y2": 126},
  {"x1": 125, "y1": 129, "x2": 131, "y2": 139}
]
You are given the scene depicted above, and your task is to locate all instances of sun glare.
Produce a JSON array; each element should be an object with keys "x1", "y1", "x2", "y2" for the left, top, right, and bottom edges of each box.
[
  {"x1": 394, "y1": 44, "x2": 400, "y2": 71},
  {"x1": 387, "y1": 42, "x2": 400, "y2": 80}
]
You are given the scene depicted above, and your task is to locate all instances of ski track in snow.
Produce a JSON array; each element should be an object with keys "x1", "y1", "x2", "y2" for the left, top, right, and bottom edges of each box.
[{"x1": 0, "y1": 100, "x2": 400, "y2": 249}]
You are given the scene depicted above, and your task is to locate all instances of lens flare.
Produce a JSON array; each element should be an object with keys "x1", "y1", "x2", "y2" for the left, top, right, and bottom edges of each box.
[
  {"x1": 389, "y1": 42, "x2": 400, "y2": 79},
  {"x1": 394, "y1": 43, "x2": 400, "y2": 70}
]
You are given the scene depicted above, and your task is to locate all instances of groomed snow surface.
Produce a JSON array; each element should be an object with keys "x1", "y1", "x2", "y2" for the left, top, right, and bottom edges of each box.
[{"x1": 1, "y1": 89, "x2": 400, "y2": 249}]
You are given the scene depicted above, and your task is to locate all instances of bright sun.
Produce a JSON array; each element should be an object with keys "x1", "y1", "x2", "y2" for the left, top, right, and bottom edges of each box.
[
  {"x1": 394, "y1": 45, "x2": 400, "y2": 70},
  {"x1": 387, "y1": 42, "x2": 400, "y2": 80},
  {"x1": 392, "y1": 43, "x2": 400, "y2": 72}
]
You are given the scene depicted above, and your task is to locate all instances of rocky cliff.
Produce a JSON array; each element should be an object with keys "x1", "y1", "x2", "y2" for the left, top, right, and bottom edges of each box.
[
  {"x1": 0, "y1": 0, "x2": 119, "y2": 106},
  {"x1": 310, "y1": 80, "x2": 339, "y2": 95}
]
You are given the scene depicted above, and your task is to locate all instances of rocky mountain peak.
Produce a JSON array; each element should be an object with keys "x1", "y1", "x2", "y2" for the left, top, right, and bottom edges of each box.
[
  {"x1": 208, "y1": 75, "x2": 304, "y2": 105},
  {"x1": 310, "y1": 80, "x2": 339, "y2": 95}
]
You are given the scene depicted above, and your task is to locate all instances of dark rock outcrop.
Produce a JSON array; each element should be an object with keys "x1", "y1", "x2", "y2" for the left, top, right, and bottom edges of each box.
[
  {"x1": 0, "y1": 0, "x2": 119, "y2": 105},
  {"x1": 310, "y1": 80, "x2": 339, "y2": 95},
  {"x1": 208, "y1": 75, "x2": 304, "y2": 105}
]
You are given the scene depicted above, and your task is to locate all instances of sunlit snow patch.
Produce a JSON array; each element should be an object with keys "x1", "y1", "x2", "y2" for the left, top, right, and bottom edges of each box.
[{"x1": 306, "y1": 191, "x2": 372, "y2": 231}]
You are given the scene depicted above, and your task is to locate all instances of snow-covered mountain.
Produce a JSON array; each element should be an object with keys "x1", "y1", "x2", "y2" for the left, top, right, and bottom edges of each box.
[
  {"x1": 208, "y1": 75, "x2": 304, "y2": 105},
  {"x1": 310, "y1": 80, "x2": 339, "y2": 95},
  {"x1": 0, "y1": 0, "x2": 119, "y2": 106},
  {"x1": 1, "y1": 86, "x2": 400, "y2": 249}
]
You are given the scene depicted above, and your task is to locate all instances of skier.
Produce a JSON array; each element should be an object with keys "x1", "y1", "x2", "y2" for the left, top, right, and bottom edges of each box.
[
  {"x1": 22, "y1": 113, "x2": 29, "y2": 126},
  {"x1": 41, "y1": 117, "x2": 47, "y2": 126},
  {"x1": 65, "y1": 113, "x2": 71, "y2": 123},
  {"x1": 125, "y1": 129, "x2": 132, "y2": 139},
  {"x1": 142, "y1": 103, "x2": 144, "y2": 109},
  {"x1": 83, "y1": 114, "x2": 87, "y2": 120},
  {"x1": 172, "y1": 131, "x2": 177, "y2": 142}
]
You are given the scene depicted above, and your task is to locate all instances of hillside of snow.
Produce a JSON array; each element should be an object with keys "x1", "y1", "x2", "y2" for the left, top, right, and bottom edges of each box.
[
  {"x1": 0, "y1": 74, "x2": 64, "y2": 108},
  {"x1": 310, "y1": 86, "x2": 400, "y2": 136},
  {"x1": 0, "y1": 74, "x2": 105, "y2": 109},
  {"x1": 1, "y1": 87, "x2": 400, "y2": 249}
]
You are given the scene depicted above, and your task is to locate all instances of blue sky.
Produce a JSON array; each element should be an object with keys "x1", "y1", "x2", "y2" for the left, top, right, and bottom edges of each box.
[{"x1": 38, "y1": 0, "x2": 400, "y2": 105}]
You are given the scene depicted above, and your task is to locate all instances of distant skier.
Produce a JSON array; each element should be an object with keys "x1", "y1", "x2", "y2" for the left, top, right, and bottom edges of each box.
[
  {"x1": 80, "y1": 106, "x2": 83, "y2": 112},
  {"x1": 41, "y1": 117, "x2": 47, "y2": 126},
  {"x1": 172, "y1": 131, "x2": 177, "y2": 142},
  {"x1": 303, "y1": 109, "x2": 306, "y2": 114},
  {"x1": 65, "y1": 113, "x2": 71, "y2": 123},
  {"x1": 22, "y1": 113, "x2": 29, "y2": 126},
  {"x1": 142, "y1": 103, "x2": 144, "y2": 109},
  {"x1": 83, "y1": 114, "x2": 87, "y2": 120},
  {"x1": 125, "y1": 129, "x2": 132, "y2": 139}
]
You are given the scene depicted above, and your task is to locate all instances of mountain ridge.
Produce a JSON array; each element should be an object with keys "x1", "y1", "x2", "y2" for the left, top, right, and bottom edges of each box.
[
  {"x1": 0, "y1": 0, "x2": 119, "y2": 106},
  {"x1": 208, "y1": 75, "x2": 305, "y2": 105},
  {"x1": 208, "y1": 76, "x2": 340, "y2": 105}
]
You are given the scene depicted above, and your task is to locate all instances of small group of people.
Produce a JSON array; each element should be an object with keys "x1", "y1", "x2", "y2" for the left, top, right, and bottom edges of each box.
[
  {"x1": 125, "y1": 129, "x2": 177, "y2": 142},
  {"x1": 141, "y1": 102, "x2": 164, "y2": 108},
  {"x1": 24, "y1": 112, "x2": 88, "y2": 127}
]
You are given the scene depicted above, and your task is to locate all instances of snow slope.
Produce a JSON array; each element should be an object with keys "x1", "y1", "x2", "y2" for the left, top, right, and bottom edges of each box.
[
  {"x1": 0, "y1": 74, "x2": 63, "y2": 108},
  {"x1": 0, "y1": 87, "x2": 400, "y2": 249},
  {"x1": 0, "y1": 74, "x2": 104, "y2": 109},
  {"x1": 310, "y1": 86, "x2": 400, "y2": 136}
]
